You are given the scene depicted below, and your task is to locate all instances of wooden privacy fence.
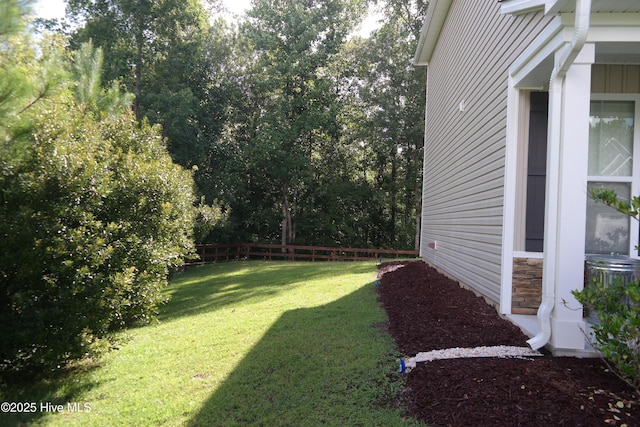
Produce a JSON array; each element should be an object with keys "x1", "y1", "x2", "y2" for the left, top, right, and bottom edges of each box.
[{"x1": 192, "y1": 243, "x2": 419, "y2": 264}]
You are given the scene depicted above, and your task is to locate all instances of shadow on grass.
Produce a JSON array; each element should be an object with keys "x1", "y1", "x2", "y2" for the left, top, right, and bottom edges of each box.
[
  {"x1": 0, "y1": 361, "x2": 102, "y2": 426},
  {"x1": 1, "y1": 261, "x2": 336, "y2": 425},
  {"x1": 185, "y1": 282, "x2": 410, "y2": 426},
  {"x1": 161, "y1": 261, "x2": 375, "y2": 322},
  {"x1": 0, "y1": 261, "x2": 395, "y2": 426}
]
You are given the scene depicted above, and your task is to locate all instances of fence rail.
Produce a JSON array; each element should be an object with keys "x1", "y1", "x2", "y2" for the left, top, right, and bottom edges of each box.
[{"x1": 191, "y1": 243, "x2": 419, "y2": 264}]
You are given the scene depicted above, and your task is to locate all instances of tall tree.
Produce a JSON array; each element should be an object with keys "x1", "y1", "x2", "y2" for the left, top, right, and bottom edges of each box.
[
  {"x1": 0, "y1": 0, "x2": 69, "y2": 166},
  {"x1": 351, "y1": 0, "x2": 427, "y2": 249},
  {"x1": 67, "y1": 0, "x2": 222, "y2": 168},
  {"x1": 71, "y1": 40, "x2": 134, "y2": 115},
  {"x1": 240, "y1": 0, "x2": 367, "y2": 245},
  {"x1": 201, "y1": 0, "x2": 427, "y2": 249}
]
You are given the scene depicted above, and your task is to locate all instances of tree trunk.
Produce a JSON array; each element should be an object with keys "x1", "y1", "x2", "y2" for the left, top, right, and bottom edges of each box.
[
  {"x1": 281, "y1": 182, "x2": 293, "y2": 248},
  {"x1": 390, "y1": 150, "x2": 398, "y2": 246},
  {"x1": 415, "y1": 211, "x2": 421, "y2": 252},
  {"x1": 133, "y1": 14, "x2": 145, "y2": 121},
  {"x1": 414, "y1": 167, "x2": 422, "y2": 252}
]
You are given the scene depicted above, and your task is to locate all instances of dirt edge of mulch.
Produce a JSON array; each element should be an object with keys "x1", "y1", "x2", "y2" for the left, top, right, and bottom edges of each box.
[{"x1": 376, "y1": 260, "x2": 639, "y2": 427}]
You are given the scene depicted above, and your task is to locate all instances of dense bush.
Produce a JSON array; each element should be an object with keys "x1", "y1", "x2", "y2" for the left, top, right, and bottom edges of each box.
[
  {"x1": 577, "y1": 187, "x2": 640, "y2": 393},
  {"x1": 193, "y1": 196, "x2": 229, "y2": 243},
  {"x1": 0, "y1": 106, "x2": 196, "y2": 376},
  {"x1": 572, "y1": 279, "x2": 640, "y2": 393}
]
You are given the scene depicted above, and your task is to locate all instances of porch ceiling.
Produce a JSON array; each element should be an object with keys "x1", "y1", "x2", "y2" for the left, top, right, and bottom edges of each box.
[
  {"x1": 597, "y1": 42, "x2": 640, "y2": 63},
  {"x1": 552, "y1": 0, "x2": 640, "y2": 13},
  {"x1": 501, "y1": 0, "x2": 640, "y2": 15},
  {"x1": 510, "y1": 13, "x2": 640, "y2": 88}
]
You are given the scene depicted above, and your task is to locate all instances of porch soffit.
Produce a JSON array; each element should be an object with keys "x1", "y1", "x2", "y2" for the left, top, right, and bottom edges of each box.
[
  {"x1": 501, "y1": 0, "x2": 640, "y2": 15},
  {"x1": 510, "y1": 13, "x2": 640, "y2": 89}
]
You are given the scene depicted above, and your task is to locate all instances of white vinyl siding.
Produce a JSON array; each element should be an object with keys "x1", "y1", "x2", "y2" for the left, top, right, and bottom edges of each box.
[
  {"x1": 420, "y1": 0, "x2": 553, "y2": 302},
  {"x1": 592, "y1": 65, "x2": 640, "y2": 94}
]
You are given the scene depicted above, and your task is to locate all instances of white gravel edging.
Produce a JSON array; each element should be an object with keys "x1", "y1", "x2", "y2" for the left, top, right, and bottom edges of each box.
[{"x1": 400, "y1": 346, "x2": 543, "y2": 373}]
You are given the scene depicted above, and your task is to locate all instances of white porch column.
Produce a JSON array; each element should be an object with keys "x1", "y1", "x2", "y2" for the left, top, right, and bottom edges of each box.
[{"x1": 548, "y1": 43, "x2": 595, "y2": 351}]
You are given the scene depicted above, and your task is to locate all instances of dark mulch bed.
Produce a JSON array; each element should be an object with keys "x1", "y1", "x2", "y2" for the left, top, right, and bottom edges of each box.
[{"x1": 376, "y1": 260, "x2": 639, "y2": 427}]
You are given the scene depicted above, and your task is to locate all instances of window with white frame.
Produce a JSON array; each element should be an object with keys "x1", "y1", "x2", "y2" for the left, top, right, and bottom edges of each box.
[{"x1": 585, "y1": 97, "x2": 640, "y2": 256}]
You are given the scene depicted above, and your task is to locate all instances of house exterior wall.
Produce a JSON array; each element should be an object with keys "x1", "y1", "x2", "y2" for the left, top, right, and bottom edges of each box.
[
  {"x1": 592, "y1": 64, "x2": 640, "y2": 93},
  {"x1": 510, "y1": 65, "x2": 640, "y2": 315},
  {"x1": 419, "y1": 0, "x2": 553, "y2": 304}
]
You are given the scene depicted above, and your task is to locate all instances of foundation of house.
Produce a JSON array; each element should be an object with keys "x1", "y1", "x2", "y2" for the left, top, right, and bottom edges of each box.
[{"x1": 511, "y1": 257, "x2": 543, "y2": 315}]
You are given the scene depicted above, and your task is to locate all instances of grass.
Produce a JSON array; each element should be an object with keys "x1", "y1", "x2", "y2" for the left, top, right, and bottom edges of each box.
[{"x1": 1, "y1": 261, "x2": 420, "y2": 426}]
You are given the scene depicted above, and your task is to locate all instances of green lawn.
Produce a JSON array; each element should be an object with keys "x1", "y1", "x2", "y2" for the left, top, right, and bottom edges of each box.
[{"x1": 1, "y1": 261, "x2": 420, "y2": 426}]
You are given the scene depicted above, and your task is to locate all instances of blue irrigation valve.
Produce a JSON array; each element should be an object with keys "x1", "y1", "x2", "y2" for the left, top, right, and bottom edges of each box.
[
  {"x1": 398, "y1": 358, "x2": 406, "y2": 373},
  {"x1": 375, "y1": 280, "x2": 380, "y2": 287}
]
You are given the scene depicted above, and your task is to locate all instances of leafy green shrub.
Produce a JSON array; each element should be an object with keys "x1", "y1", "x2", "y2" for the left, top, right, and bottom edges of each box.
[
  {"x1": 0, "y1": 106, "x2": 196, "y2": 377},
  {"x1": 577, "y1": 186, "x2": 640, "y2": 393},
  {"x1": 572, "y1": 279, "x2": 640, "y2": 393},
  {"x1": 193, "y1": 196, "x2": 229, "y2": 243},
  {"x1": 0, "y1": 6, "x2": 202, "y2": 378}
]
